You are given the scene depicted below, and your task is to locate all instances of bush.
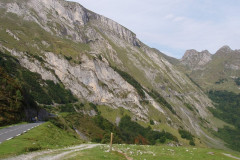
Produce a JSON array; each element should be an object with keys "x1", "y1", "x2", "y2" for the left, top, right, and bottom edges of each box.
[
  {"x1": 64, "y1": 55, "x2": 72, "y2": 61},
  {"x1": 189, "y1": 140, "x2": 195, "y2": 146},
  {"x1": 150, "y1": 119, "x2": 154, "y2": 125},
  {"x1": 158, "y1": 136, "x2": 166, "y2": 143},
  {"x1": 119, "y1": 115, "x2": 178, "y2": 145},
  {"x1": 178, "y1": 129, "x2": 194, "y2": 141},
  {"x1": 235, "y1": 77, "x2": 240, "y2": 86},
  {"x1": 58, "y1": 104, "x2": 75, "y2": 112},
  {"x1": 89, "y1": 103, "x2": 100, "y2": 114},
  {"x1": 184, "y1": 103, "x2": 194, "y2": 111}
]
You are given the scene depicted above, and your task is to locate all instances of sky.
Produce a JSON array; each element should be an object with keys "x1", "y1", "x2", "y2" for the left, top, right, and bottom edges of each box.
[{"x1": 69, "y1": 0, "x2": 240, "y2": 58}]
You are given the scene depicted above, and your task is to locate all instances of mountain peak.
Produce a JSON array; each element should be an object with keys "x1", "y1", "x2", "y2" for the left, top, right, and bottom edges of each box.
[
  {"x1": 181, "y1": 49, "x2": 212, "y2": 70},
  {"x1": 216, "y1": 45, "x2": 232, "y2": 54}
]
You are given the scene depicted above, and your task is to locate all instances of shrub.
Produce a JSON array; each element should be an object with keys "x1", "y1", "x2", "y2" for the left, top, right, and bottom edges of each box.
[
  {"x1": 235, "y1": 77, "x2": 240, "y2": 86},
  {"x1": 119, "y1": 115, "x2": 178, "y2": 145},
  {"x1": 178, "y1": 129, "x2": 194, "y2": 141},
  {"x1": 150, "y1": 119, "x2": 154, "y2": 125},
  {"x1": 64, "y1": 55, "x2": 72, "y2": 61},
  {"x1": 89, "y1": 103, "x2": 100, "y2": 114},
  {"x1": 189, "y1": 140, "x2": 195, "y2": 146}
]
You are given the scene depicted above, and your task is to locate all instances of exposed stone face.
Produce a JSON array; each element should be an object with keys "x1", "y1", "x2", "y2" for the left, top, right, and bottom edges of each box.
[
  {"x1": 2, "y1": 0, "x2": 138, "y2": 45},
  {"x1": 181, "y1": 49, "x2": 212, "y2": 70},
  {"x1": 215, "y1": 45, "x2": 232, "y2": 55}
]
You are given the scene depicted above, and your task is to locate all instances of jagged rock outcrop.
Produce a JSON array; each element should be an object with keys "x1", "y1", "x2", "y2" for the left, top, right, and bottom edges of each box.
[
  {"x1": 181, "y1": 49, "x2": 212, "y2": 70},
  {"x1": 215, "y1": 45, "x2": 233, "y2": 55}
]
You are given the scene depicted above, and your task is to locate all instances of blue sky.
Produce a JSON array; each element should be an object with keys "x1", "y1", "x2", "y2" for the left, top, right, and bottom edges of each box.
[{"x1": 70, "y1": 0, "x2": 240, "y2": 58}]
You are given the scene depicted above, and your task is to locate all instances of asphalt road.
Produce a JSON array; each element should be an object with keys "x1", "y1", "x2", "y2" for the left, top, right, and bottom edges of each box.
[{"x1": 0, "y1": 122, "x2": 44, "y2": 144}]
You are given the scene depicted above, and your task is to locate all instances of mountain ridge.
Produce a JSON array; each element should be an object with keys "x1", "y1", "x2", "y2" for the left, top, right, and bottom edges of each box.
[
  {"x1": 0, "y1": 0, "x2": 229, "y2": 150},
  {"x1": 178, "y1": 45, "x2": 240, "y2": 93}
]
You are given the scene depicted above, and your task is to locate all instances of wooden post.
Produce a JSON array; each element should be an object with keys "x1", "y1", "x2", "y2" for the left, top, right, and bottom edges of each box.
[{"x1": 110, "y1": 132, "x2": 113, "y2": 152}]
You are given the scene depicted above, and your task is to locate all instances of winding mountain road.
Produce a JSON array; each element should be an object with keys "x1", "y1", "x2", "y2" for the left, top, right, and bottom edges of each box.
[{"x1": 0, "y1": 122, "x2": 44, "y2": 144}]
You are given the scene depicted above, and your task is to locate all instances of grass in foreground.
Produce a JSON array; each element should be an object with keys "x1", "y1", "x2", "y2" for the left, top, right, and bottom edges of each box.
[
  {"x1": 0, "y1": 122, "x2": 82, "y2": 159},
  {"x1": 67, "y1": 144, "x2": 240, "y2": 160},
  {"x1": 67, "y1": 147, "x2": 126, "y2": 160}
]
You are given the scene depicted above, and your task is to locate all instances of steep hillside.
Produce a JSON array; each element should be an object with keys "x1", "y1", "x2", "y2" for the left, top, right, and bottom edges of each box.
[
  {"x1": 179, "y1": 46, "x2": 240, "y2": 93},
  {"x1": 0, "y1": 0, "x2": 227, "y2": 149},
  {"x1": 0, "y1": 50, "x2": 76, "y2": 125}
]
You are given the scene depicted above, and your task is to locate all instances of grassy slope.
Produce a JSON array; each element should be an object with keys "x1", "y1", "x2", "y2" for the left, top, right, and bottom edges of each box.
[
  {"x1": 0, "y1": 9, "x2": 90, "y2": 60},
  {"x1": 182, "y1": 53, "x2": 240, "y2": 94},
  {"x1": 97, "y1": 105, "x2": 202, "y2": 147},
  {"x1": 0, "y1": 122, "x2": 82, "y2": 159},
  {"x1": 67, "y1": 147, "x2": 126, "y2": 160},
  {"x1": 64, "y1": 144, "x2": 240, "y2": 160}
]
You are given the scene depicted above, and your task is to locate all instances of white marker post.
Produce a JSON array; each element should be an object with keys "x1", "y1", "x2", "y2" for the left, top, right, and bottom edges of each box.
[{"x1": 110, "y1": 132, "x2": 113, "y2": 152}]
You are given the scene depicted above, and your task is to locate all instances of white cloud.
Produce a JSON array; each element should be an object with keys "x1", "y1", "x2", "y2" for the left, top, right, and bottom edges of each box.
[{"x1": 70, "y1": 0, "x2": 240, "y2": 58}]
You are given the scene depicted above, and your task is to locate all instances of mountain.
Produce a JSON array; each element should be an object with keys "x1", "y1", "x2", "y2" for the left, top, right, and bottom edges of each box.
[
  {"x1": 179, "y1": 45, "x2": 240, "y2": 93},
  {"x1": 0, "y1": 0, "x2": 228, "y2": 149},
  {"x1": 181, "y1": 49, "x2": 212, "y2": 70}
]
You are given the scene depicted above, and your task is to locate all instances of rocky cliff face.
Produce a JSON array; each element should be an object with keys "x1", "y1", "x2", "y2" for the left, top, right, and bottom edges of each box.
[
  {"x1": 181, "y1": 49, "x2": 212, "y2": 70},
  {"x1": 0, "y1": 0, "x2": 226, "y2": 148}
]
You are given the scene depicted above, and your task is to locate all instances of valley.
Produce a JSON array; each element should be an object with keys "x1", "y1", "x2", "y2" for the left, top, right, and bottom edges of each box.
[{"x1": 0, "y1": 0, "x2": 239, "y2": 159}]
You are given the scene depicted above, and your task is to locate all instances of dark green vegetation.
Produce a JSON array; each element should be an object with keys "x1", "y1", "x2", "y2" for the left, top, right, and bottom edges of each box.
[
  {"x1": 20, "y1": 69, "x2": 76, "y2": 105},
  {"x1": 150, "y1": 119, "x2": 154, "y2": 125},
  {"x1": 119, "y1": 115, "x2": 178, "y2": 145},
  {"x1": 0, "y1": 52, "x2": 38, "y2": 126},
  {"x1": 111, "y1": 66, "x2": 146, "y2": 98},
  {"x1": 0, "y1": 51, "x2": 76, "y2": 126},
  {"x1": 235, "y1": 77, "x2": 240, "y2": 86},
  {"x1": 51, "y1": 104, "x2": 178, "y2": 145},
  {"x1": 147, "y1": 90, "x2": 176, "y2": 115},
  {"x1": 215, "y1": 78, "x2": 227, "y2": 84},
  {"x1": 186, "y1": 74, "x2": 202, "y2": 89},
  {"x1": 45, "y1": 80, "x2": 77, "y2": 104},
  {"x1": 178, "y1": 129, "x2": 195, "y2": 146},
  {"x1": 208, "y1": 91, "x2": 240, "y2": 128},
  {"x1": 208, "y1": 90, "x2": 240, "y2": 151},
  {"x1": 184, "y1": 103, "x2": 194, "y2": 111},
  {"x1": 0, "y1": 67, "x2": 25, "y2": 125}
]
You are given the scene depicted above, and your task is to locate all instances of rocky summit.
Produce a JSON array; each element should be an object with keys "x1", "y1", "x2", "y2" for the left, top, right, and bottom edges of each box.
[{"x1": 181, "y1": 49, "x2": 212, "y2": 70}]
